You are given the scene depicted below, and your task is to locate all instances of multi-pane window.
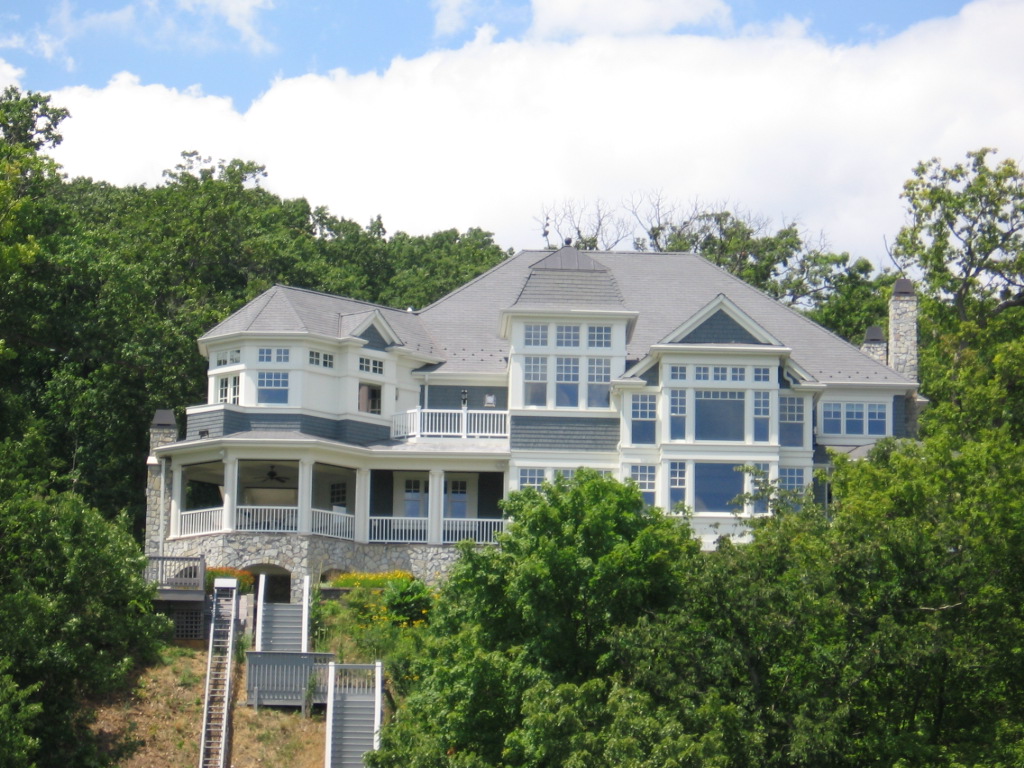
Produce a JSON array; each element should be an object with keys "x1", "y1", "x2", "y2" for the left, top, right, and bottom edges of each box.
[
  {"x1": 309, "y1": 350, "x2": 321, "y2": 366},
  {"x1": 323, "y1": 353, "x2": 334, "y2": 368},
  {"x1": 695, "y1": 390, "x2": 744, "y2": 441},
  {"x1": 588, "y1": 325, "x2": 612, "y2": 348},
  {"x1": 359, "y1": 357, "x2": 384, "y2": 375},
  {"x1": 259, "y1": 347, "x2": 289, "y2": 363},
  {"x1": 779, "y1": 396, "x2": 805, "y2": 446},
  {"x1": 446, "y1": 480, "x2": 468, "y2": 518},
  {"x1": 868, "y1": 403, "x2": 887, "y2": 435},
  {"x1": 215, "y1": 349, "x2": 240, "y2": 367},
  {"x1": 695, "y1": 366, "x2": 710, "y2": 381},
  {"x1": 525, "y1": 324, "x2": 548, "y2": 346},
  {"x1": 669, "y1": 389, "x2": 687, "y2": 440},
  {"x1": 631, "y1": 393, "x2": 657, "y2": 444},
  {"x1": 713, "y1": 366, "x2": 728, "y2": 381},
  {"x1": 308, "y1": 350, "x2": 335, "y2": 368},
  {"x1": 822, "y1": 402, "x2": 885, "y2": 436},
  {"x1": 218, "y1": 375, "x2": 239, "y2": 405},
  {"x1": 779, "y1": 467, "x2": 805, "y2": 491},
  {"x1": 752, "y1": 462, "x2": 770, "y2": 515},
  {"x1": 556, "y1": 325, "x2": 580, "y2": 347},
  {"x1": 403, "y1": 479, "x2": 428, "y2": 517},
  {"x1": 754, "y1": 366, "x2": 771, "y2": 382},
  {"x1": 669, "y1": 365, "x2": 687, "y2": 381},
  {"x1": 554, "y1": 468, "x2": 576, "y2": 481},
  {"x1": 669, "y1": 461, "x2": 687, "y2": 511},
  {"x1": 587, "y1": 358, "x2": 611, "y2": 407},
  {"x1": 523, "y1": 356, "x2": 547, "y2": 406},
  {"x1": 555, "y1": 357, "x2": 580, "y2": 407},
  {"x1": 519, "y1": 468, "x2": 545, "y2": 489},
  {"x1": 753, "y1": 390, "x2": 770, "y2": 442},
  {"x1": 630, "y1": 465, "x2": 656, "y2": 506},
  {"x1": 330, "y1": 482, "x2": 348, "y2": 508},
  {"x1": 731, "y1": 366, "x2": 746, "y2": 382},
  {"x1": 257, "y1": 372, "x2": 288, "y2": 404}
]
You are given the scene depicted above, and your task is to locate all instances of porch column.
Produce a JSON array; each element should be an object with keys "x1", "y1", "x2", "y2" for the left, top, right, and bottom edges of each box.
[
  {"x1": 427, "y1": 469, "x2": 445, "y2": 545},
  {"x1": 223, "y1": 453, "x2": 238, "y2": 532},
  {"x1": 297, "y1": 458, "x2": 313, "y2": 534},
  {"x1": 170, "y1": 459, "x2": 183, "y2": 538},
  {"x1": 354, "y1": 468, "x2": 371, "y2": 544}
]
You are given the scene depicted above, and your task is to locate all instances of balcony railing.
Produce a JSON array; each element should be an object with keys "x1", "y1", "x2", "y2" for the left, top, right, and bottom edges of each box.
[
  {"x1": 391, "y1": 407, "x2": 508, "y2": 439},
  {"x1": 145, "y1": 555, "x2": 206, "y2": 591},
  {"x1": 174, "y1": 505, "x2": 506, "y2": 544}
]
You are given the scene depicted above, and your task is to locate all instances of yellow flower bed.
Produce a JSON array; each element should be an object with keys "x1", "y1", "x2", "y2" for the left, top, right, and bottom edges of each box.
[{"x1": 329, "y1": 569, "x2": 413, "y2": 590}]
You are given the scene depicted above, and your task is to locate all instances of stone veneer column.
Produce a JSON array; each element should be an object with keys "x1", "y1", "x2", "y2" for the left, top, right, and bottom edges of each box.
[
  {"x1": 145, "y1": 410, "x2": 178, "y2": 557},
  {"x1": 889, "y1": 278, "x2": 918, "y2": 383}
]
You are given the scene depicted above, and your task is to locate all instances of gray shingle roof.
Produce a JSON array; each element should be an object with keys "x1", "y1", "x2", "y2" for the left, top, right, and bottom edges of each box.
[
  {"x1": 419, "y1": 248, "x2": 915, "y2": 386},
  {"x1": 200, "y1": 286, "x2": 439, "y2": 358}
]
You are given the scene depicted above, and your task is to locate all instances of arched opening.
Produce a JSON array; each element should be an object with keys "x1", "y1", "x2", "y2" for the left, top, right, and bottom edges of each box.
[{"x1": 246, "y1": 563, "x2": 292, "y2": 604}]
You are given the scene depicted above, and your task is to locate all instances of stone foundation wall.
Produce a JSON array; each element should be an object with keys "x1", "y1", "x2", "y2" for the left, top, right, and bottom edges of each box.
[{"x1": 160, "y1": 533, "x2": 464, "y2": 602}]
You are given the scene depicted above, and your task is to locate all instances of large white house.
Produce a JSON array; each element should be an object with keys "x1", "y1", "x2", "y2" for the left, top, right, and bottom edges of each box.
[{"x1": 145, "y1": 246, "x2": 918, "y2": 601}]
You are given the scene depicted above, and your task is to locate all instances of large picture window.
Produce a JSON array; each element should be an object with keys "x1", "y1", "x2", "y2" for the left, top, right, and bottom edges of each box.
[
  {"x1": 695, "y1": 390, "x2": 744, "y2": 441},
  {"x1": 693, "y1": 463, "x2": 744, "y2": 513},
  {"x1": 822, "y1": 401, "x2": 886, "y2": 436}
]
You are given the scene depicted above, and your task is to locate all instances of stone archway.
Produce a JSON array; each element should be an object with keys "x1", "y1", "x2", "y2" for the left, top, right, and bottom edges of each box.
[{"x1": 246, "y1": 562, "x2": 292, "y2": 603}]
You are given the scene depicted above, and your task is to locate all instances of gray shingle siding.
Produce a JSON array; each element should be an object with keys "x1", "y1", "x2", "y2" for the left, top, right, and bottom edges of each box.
[
  {"x1": 677, "y1": 310, "x2": 764, "y2": 345},
  {"x1": 358, "y1": 325, "x2": 389, "y2": 351},
  {"x1": 337, "y1": 419, "x2": 391, "y2": 445},
  {"x1": 638, "y1": 367, "x2": 659, "y2": 386},
  {"x1": 510, "y1": 415, "x2": 620, "y2": 451},
  {"x1": 184, "y1": 410, "x2": 388, "y2": 445},
  {"x1": 422, "y1": 385, "x2": 508, "y2": 410}
]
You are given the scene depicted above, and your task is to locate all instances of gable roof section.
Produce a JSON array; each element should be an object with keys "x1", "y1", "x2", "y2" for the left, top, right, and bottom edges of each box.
[
  {"x1": 199, "y1": 285, "x2": 439, "y2": 358},
  {"x1": 661, "y1": 294, "x2": 782, "y2": 346}
]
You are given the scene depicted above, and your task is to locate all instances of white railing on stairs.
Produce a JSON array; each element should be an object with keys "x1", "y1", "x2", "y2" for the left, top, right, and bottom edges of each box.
[{"x1": 199, "y1": 579, "x2": 238, "y2": 768}]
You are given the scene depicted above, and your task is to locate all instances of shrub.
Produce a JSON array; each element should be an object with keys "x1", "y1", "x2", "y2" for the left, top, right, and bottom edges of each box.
[
  {"x1": 329, "y1": 570, "x2": 413, "y2": 590},
  {"x1": 205, "y1": 566, "x2": 255, "y2": 594}
]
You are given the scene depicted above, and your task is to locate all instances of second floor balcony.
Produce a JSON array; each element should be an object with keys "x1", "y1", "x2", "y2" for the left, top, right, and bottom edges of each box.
[{"x1": 391, "y1": 407, "x2": 509, "y2": 440}]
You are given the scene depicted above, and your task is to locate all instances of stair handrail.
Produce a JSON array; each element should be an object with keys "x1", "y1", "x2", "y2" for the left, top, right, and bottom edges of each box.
[
  {"x1": 373, "y1": 660, "x2": 383, "y2": 750},
  {"x1": 255, "y1": 573, "x2": 267, "y2": 652},
  {"x1": 198, "y1": 578, "x2": 238, "y2": 768},
  {"x1": 301, "y1": 575, "x2": 311, "y2": 653}
]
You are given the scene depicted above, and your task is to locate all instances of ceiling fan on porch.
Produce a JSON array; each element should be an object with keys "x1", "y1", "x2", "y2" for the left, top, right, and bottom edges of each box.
[{"x1": 265, "y1": 465, "x2": 288, "y2": 483}]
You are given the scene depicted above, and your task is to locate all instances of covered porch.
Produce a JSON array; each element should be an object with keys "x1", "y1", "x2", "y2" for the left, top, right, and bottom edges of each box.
[{"x1": 170, "y1": 458, "x2": 508, "y2": 545}]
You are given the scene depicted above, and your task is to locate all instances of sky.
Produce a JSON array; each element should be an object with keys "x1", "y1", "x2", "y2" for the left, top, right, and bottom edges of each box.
[{"x1": 1, "y1": 0, "x2": 1022, "y2": 267}]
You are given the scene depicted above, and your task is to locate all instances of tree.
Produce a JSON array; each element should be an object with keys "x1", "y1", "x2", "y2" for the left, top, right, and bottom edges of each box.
[{"x1": 0, "y1": 476, "x2": 169, "y2": 767}]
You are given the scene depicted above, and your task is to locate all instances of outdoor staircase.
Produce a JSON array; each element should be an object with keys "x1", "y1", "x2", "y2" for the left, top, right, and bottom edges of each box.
[
  {"x1": 325, "y1": 662, "x2": 383, "y2": 768},
  {"x1": 199, "y1": 579, "x2": 239, "y2": 768},
  {"x1": 254, "y1": 574, "x2": 309, "y2": 653}
]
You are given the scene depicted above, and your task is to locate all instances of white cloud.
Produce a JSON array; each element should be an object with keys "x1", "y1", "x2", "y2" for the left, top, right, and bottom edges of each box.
[
  {"x1": 432, "y1": 0, "x2": 476, "y2": 36},
  {"x1": 45, "y1": 0, "x2": 1024, "y2": 268},
  {"x1": 529, "y1": 0, "x2": 731, "y2": 38},
  {"x1": 176, "y1": 0, "x2": 275, "y2": 54}
]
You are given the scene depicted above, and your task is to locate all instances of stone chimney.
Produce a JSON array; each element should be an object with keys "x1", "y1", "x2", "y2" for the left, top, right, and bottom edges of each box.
[
  {"x1": 145, "y1": 410, "x2": 178, "y2": 557},
  {"x1": 860, "y1": 325, "x2": 888, "y2": 367},
  {"x1": 888, "y1": 278, "x2": 918, "y2": 383}
]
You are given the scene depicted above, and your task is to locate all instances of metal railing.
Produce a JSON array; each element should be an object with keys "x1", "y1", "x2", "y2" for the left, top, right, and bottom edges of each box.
[
  {"x1": 145, "y1": 555, "x2": 206, "y2": 591},
  {"x1": 442, "y1": 518, "x2": 508, "y2": 544},
  {"x1": 236, "y1": 505, "x2": 298, "y2": 532},
  {"x1": 312, "y1": 507, "x2": 355, "y2": 540},
  {"x1": 391, "y1": 407, "x2": 509, "y2": 439},
  {"x1": 368, "y1": 516, "x2": 428, "y2": 543},
  {"x1": 246, "y1": 652, "x2": 335, "y2": 706}
]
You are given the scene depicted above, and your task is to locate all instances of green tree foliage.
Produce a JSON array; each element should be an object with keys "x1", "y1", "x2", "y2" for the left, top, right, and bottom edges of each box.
[
  {"x1": 893, "y1": 149, "x2": 1024, "y2": 441},
  {"x1": 0, "y1": 475, "x2": 169, "y2": 767}
]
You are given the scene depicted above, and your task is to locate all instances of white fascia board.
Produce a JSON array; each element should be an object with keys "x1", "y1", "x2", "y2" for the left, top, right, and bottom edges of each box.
[
  {"x1": 415, "y1": 370, "x2": 509, "y2": 385},
  {"x1": 198, "y1": 330, "x2": 313, "y2": 358},
  {"x1": 823, "y1": 380, "x2": 918, "y2": 393},
  {"x1": 648, "y1": 343, "x2": 792, "y2": 358}
]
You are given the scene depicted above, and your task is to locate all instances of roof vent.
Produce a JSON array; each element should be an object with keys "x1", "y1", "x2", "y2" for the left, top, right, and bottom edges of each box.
[{"x1": 864, "y1": 325, "x2": 885, "y2": 343}]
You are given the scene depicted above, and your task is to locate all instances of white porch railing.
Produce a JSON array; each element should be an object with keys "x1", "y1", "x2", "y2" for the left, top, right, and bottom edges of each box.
[
  {"x1": 391, "y1": 408, "x2": 509, "y2": 439},
  {"x1": 369, "y1": 516, "x2": 428, "y2": 543},
  {"x1": 237, "y1": 505, "x2": 298, "y2": 532},
  {"x1": 312, "y1": 507, "x2": 355, "y2": 540},
  {"x1": 442, "y1": 518, "x2": 508, "y2": 544},
  {"x1": 180, "y1": 507, "x2": 224, "y2": 536}
]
